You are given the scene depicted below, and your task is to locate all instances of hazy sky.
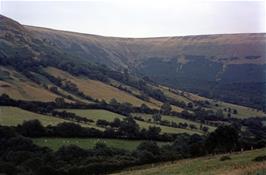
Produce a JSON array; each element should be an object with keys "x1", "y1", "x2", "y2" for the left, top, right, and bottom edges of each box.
[{"x1": 1, "y1": 0, "x2": 265, "y2": 37}]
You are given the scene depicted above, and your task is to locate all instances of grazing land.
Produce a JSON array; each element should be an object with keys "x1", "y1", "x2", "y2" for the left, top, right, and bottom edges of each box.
[
  {"x1": 0, "y1": 106, "x2": 69, "y2": 126},
  {"x1": 60, "y1": 109, "x2": 203, "y2": 134},
  {"x1": 113, "y1": 148, "x2": 266, "y2": 175},
  {"x1": 57, "y1": 109, "x2": 126, "y2": 122},
  {"x1": 0, "y1": 106, "x2": 102, "y2": 129},
  {"x1": 133, "y1": 113, "x2": 216, "y2": 132}
]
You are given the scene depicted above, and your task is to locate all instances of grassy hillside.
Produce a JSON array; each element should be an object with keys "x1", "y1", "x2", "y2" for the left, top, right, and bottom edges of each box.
[
  {"x1": 158, "y1": 85, "x2": 266, "y2": 119},
  {"x1": 58, "y1": 109, "x2": 126, "y2": 122},
  {"x1": 133, "y1": 113, "x2": 216, "y2": 132},
  {"x1": 0, "y1": 106, "x2": 69, "y2": 126},
  {"x1": 46, "y1": 67, "x2": 161, "y2": 108},
  {"x1": 0, "y1": 106, "x2": 102, "y2": 129},
  {"x1": 1, "y1": 14, "x2": 266, "y2": 111},
  {"x1": 33, "y1": 138, "x2": 170, "y2": 151},
  {"x1": 60, "y1": 109, "x2": 203, "y2": 134},
  {"x1": 0, "y1": 67, "x2": 61, "y2": 102},
  {"x1": 114, "y1": 148, "x2": 266, "y2": 175}
]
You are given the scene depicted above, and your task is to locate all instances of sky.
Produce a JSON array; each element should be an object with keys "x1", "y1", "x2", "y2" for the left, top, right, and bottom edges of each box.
[{"x1": 0, "y1": 0, "x2": 265, "y2": 37}]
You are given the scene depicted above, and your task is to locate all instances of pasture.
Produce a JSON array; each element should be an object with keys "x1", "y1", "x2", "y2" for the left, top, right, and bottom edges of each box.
[
  {"x1": 60, "y1": 109, "x2": 202, "y2": 134},
  {"x1": 0, "y1": 106, "x2": 101, "y2": 129},
  {"x1": 113, "y1": 148, "x2": 266, "y2": 175}
]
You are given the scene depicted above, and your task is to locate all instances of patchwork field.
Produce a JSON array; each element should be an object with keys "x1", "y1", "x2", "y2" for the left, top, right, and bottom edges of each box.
[
  {"x1": 210, "y1": 101, "x2": 266, "y2": 119},
  {"x1": 0, "y1": 106, "x2": 201, "y2": 134},
  {"x1": 33, "y1": 138, "x2": 170, "y2": 151},
  {"x1": 58, "y1": 109, "x2": 126, "y2": 122},
  {"x1": 133, "y1": 113, "x2": 216, "y2": 132},
  {"x1": 0, "y1": 66, "x2": 69, "y2": 102},
  {"x1": 0, "y1": 106, "x2": 101, "y2": 129},
  {"x1": 60, "y1": 109, "x2": 202, "y2": 134},
  {"x1": 113, "y1": 148, "x2": 266, "y2": 175},
  {"x1": 157, "y1": 85, "x2": 266, "y2": 119},
  {"x1": 46, "y1": 67, "x2": 161, "y2": 109}
]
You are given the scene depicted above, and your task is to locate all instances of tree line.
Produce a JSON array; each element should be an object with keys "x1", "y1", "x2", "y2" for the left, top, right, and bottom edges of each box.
[{"x1": 1, "y1": 123, "x2": 266, "y2": 175}]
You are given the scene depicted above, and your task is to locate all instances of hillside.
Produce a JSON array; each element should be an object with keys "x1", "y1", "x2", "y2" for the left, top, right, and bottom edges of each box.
[
  {"x1": 1, "y1": 14, "x2": 266, "y2": 175},
  {"x1": 114, "y1": 148, "x2": 266, "y2": 175},
  {"x1": 0, "y1": 15, "x2": 265, "y2": 110}
]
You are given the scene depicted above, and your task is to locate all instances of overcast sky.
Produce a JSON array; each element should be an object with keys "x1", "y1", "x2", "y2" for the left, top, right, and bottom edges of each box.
[{"x1": 1, "y1": 0, "x2": 265, "y2": 37}]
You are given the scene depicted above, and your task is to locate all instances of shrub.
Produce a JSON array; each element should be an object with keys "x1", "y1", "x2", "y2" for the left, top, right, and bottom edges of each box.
[
  {"x1": 253, "y1": 155, "x2": 266, "y2": 162},
  {"x1": 220, "y1": 155, "x2": 231, "y2": 161}
]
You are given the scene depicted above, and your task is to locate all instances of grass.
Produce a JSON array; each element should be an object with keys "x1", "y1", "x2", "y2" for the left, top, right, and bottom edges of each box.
[
  {"x1": 60, "y1": 109, "x2": 201, "y2": 134},
  {"x1": 113, "y1": 148, "x2": 266, "y2": 175},
  {"x1": 246, "y1": 169, "x2": 266, "y2": 175},
  {"x1": 133, "y1": 113, "x2": 216, "y2": 132},
  {"x1": 157, "y1": 83, "x2": 266, "y2": 119},
  {"x1": 46, "y1": 67, "x2": 160, "y2": 109},
  {"x1": 209, "y1": 101, "x2": 266, "y2": 119},
  {"x1": 158, "y1": 85, "x2": 192, "y2": 104},
  {"x1": 58, "y1": 109, "x2": 125, "y2": 122},
  {"x1": 0, "y1": 67, "x2": 60, "y2": 102},
  {"x1": 33, "y1": 138, "x2": 170, "y2": 151},
  {"x1": 135, "y1": 120, "x2": 202, "y2": 135},
  {"x1": 0, "y1": 106, "x2": 102, "y2": 129},
  {"x1": 0, "y1": 106, "x2": 70, "y2": 126}
]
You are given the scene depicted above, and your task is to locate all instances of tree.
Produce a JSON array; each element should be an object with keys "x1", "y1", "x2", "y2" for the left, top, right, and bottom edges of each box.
[
  {"x1": 202, "y1": 126, "x2": 209, "y2": 133},
  {"x1": 152, "y1": 113, "x2": 161, "y2": 122},
  {"x1": 216, "y1": 109, "x2": 224, "y2": 118},
  {"x1": 118, "y1": 117, "x2": 139, "y2": 138},
  {"x1": 96, "y1": 120, "x2": 110, "y2": 127},
  {"x1": 146, "y1": 126, "x2": 161, "y2": 139},
  {"x1": 161, "y1": 103, "x2": 172, "y2": 114},
  {"x1": 17, "y1": 120, "x2": 46, "y2": 137},
  {"x1": 135, "y1": 141, "x2": 161, "y2": 163},
  {"x1": 187, "y1": 102, "x2": 193, "y2": 108},
  {"x1": 110, "y1": 118, "x2": 121, "y2": 128},
  {"x1": 110, "y1": 98, "x2": 119, "y2": 106},
  {"x1": 54, "y1": 122, "x2": 86, "y2": 137},
  {"x1": 233, "y1": 109, "x2": 238, "y2": 114},
  {"x1": 205, "y1": 125, "x2": 239, "y2": 153},
  {"x1": 55, "y1": 97, "x2": 65, "y2": 107},
  {"x1": 140, "y1": 103, "x2": 150, "y2": 113}
]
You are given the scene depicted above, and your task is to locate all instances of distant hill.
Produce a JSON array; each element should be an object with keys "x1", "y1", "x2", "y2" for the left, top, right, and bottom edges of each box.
[{"x1": 0, "y1": 14, "x2": 265, "y2": 110}]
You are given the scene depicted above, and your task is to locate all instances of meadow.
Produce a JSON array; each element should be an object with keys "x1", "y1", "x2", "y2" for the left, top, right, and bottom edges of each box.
[
  {"x1": 59, "y1": 109, "x2": 202, "y2": 134},
  {"x1": 46, "y1": 67, "x2": 160, "y2": 108},
  {"x1": 0, "y1": 106, "x2": 102, "y2": 129},
  {"x1": 113, "y1": 148, "x2": 266, "y2": 175},
  {"x1": 133, "y1": 113, "x2": 216, "y2": 132}
]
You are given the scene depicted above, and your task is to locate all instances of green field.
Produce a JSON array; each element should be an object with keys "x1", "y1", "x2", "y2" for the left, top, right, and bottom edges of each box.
[
  {"x1": 133, "y1": 113, "x2": 216, "y2": 132},
  {"x1": 33, "y1": 138, "x2": 170, "y2": 151},
  {"x1": 0, "y1": 106, "x2": 71, "y2": 126},
  {"x1": 58, "y1": 109, "x2": 126, "y2": 122},
  {"x1": 60, "y1": 109, "x2": 202, "y2": 134},
  {"x1": 210, "y1": 101, "x2": 266, "y2": 119},
  {"x1": 0, "y1": 106, "x2": 102, "y2": 129},
  {"x1": 113, "y1": 148, "x2": 266, "y2": 175}
]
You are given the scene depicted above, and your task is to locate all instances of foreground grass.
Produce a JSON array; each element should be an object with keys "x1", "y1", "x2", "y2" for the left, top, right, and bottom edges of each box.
[
  {"x1": 33, "y1": 138, "x2": 170, "y2": 151},
  {"x1": 113, "y1": 148, "x2": 266, "y2": 175}
]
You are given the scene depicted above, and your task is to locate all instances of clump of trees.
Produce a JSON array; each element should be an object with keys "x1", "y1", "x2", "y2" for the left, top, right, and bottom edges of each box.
[{"x1": 15, "y1": 119, "x2": 170, "y2": 141}]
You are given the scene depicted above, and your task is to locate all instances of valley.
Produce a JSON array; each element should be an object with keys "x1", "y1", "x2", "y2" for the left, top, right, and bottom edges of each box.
[{"x1": 0, "y1": 14, "x2": 266, "y2": 175}]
